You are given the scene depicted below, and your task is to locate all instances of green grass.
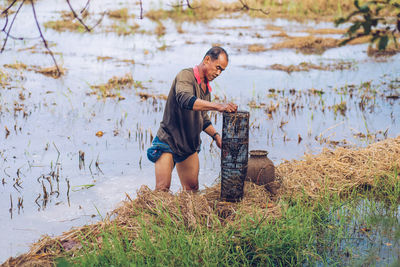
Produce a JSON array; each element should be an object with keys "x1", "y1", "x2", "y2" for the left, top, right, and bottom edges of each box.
[
  {"x1": 56, "y1": 170, "x2": 400, "y2": 266},
  {"x1": 60, "y1": 201, "x2": 323, "y2": 266}
]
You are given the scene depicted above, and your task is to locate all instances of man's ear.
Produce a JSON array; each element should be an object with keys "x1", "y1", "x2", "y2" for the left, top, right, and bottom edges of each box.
[{"x1": 203, "y1": 55, "x2": 211, "y2": 65}]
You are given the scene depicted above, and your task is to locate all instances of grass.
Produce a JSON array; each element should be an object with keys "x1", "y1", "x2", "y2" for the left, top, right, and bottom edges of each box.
[
  {"x1": 55, "y1": 170, "x2": 400, "y2": 266},
  {"x1": 44, "y1": 20, "x2": 86, "y2": 32},
  {"x1": 144, "y1": 0, "x2": 385, "y2": 22},
  {"x1": 62, "y1": 199, "x2": 320, "y2": 266}
]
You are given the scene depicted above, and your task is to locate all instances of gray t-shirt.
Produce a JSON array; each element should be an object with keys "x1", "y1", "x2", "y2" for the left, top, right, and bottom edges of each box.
[{"x1": 157, "y1": 68, "x2": 212, "y2": 157}]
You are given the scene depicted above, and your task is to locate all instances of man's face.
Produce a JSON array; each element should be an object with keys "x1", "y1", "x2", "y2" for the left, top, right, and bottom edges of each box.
[{"x1": 204, "y1": 53, "x2": 228, "y2": 82}]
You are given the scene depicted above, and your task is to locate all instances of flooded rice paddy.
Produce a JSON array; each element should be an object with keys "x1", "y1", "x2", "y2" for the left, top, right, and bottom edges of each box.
[{"x1": 1, "y1": 0, "x2": 400, "y2": 263}]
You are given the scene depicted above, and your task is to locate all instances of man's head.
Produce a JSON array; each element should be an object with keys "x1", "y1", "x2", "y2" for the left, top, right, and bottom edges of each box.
[{"x1": 202, "y1": 46, "x2": 228, "y2": 82}]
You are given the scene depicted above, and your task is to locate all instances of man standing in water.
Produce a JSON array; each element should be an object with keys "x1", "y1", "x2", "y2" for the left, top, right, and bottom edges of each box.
[{"x1": 147, "y1": 46, "x2": 237, "y2": 191}]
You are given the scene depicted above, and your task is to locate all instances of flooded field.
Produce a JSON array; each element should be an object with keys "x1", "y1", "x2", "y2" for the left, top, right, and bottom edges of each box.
[{"x1": 1, "y1": 0, "x2": 399, "y2": 263}]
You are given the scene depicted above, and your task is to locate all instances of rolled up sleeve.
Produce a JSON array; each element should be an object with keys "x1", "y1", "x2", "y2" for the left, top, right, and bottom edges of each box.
[
  {"x1": 175, "y1": 70, "x2": 196, "y2": 110},
  {"x1": 202, "y1": 112, "x2": 212, "y2": 130}
]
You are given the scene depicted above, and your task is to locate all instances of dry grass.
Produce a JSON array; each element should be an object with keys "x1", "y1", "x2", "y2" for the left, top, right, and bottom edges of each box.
[
  {"x1": 44, "y1": 19, "x2": 84, "y2": 32},
  {"x1": 137, "y1": 92, "x2": 168, "y2": 101},
  {"x1": 90, "y1": 73, "x2": 138, "y2": 98},
  {"x1": 35, "y1": 66, "x2": 66, "y2": 79},
  {"x1": 3, "y1": 63, "x2": 65, "y2": 78},
  {"x1": 271, "y1": 36, "x2": 339, "y2": 54},
  {"x1": 108, "y1": 8, "x2": 130, "y2": 20},
  {"x1": 304, "y1": 28, "x2": 347, "y2": 35},
  {"x1": 4, "y1": 136, "x2": 400, "y2": 266},
  {"x1": 3, "y1": 182, "x2": 279, "y2": 266},
  {"x1": 3, "y1": 62, "x2": 28, "y2": 70},
  {"x1": 277, "y1": 136, "x2": 400, "y2": 198},
  {"x1": 145, "y1": 0, "x2": 238, "y2": 22},
  {"x1": 270, "y1": 61, "x2": 354, "y2": 73},
  {"x1": 109, "y1": 22, "x2": 140, "y2": 36},
  {"x1": 367, "y1": 43, "x2": 400, "y2": 57},
  {"x1": 248, "y1": 44, "x2": 267, "y2": 52},
  {"x1": 0, "y1": 68, "x2": 10, "y2": 87}
]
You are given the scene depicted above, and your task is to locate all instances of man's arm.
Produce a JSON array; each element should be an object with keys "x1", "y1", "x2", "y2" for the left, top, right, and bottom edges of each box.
[
  {"x1": 204, "y1": 124, "x2": 222, "y2": 148},
  {"x1": 192, "y1": 98, "x2": 237, "y2": 112}
]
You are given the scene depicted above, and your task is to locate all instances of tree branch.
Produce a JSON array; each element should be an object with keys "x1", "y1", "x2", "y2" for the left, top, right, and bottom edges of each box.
[
  {"x1": 1, "y1": 0, "x2": 25, "y2": 53},
  {"x1": 80, "y1": 0, "x2": 91, "y2": 14},
  {"x1": 65, "y1": 0, "x2": 91, "y2": 31},
  {"x1": 30, "y1": 0, "x2": 61, "y2": 77},
  {"x1": 169, "y1": 0, "x2": 198, "y2": 9},
  {"x1": 238, "y1": 0, "x2": 269, "y2": 15},
  {"x1": 139, "y1": 0, "x2": 143, "y2": 19},
  {"x1": 1, "y1": 0, "x2": 18, "y2": 15}
]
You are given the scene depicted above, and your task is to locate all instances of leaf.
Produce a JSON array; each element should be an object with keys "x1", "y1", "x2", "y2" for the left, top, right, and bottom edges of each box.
[
  {"x1": 335, "y1": 17, "x2": 346, "y2": 26},
  {"x1": 354, "y1": 0, "x2": 360, "y2": 9},
  {"x1": 359, "y1": 4, "x2": 370, "y2": 13},
  {"x1": 378, "y1": 35, "x2": 389, "y2": 50},
  {"x1": 339, "y1": 37, "x2": 354, "y2": 46},
  {"x1": 362, "y1": 21, "x2": 372, "y2": 34},
  {"x1": 349, "y1": 22, "x2": 362, "y2": 34}
]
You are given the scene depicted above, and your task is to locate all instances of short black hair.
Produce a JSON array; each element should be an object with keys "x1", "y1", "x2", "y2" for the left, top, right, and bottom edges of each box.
[{"x1": 204, "y1": 46, "x2": 228, "y2": 62}]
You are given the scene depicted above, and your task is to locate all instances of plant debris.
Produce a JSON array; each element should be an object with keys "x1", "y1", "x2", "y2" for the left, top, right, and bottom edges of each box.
[
  {"x1": 271, "y1": 36, "x2": 339, "y2": 54},
  {"x1": 4, "y1": 136, "x2": 400, "y2": 266},
  {"x1": 277, "y1": 136, "x2": 400, "y2": 198},
  {"x1": 2, "y1": 182, "x2": 279, "y2": 266},
  {"x1": 270, "y1": 61, "x2": 354, "y2": 73},
  {"x1": 248, "y1": 44, "x2": 267, "y2": 52},
  {"x1": 90, "y1": 73, "x2": 140, "y2": 98},
  {"x1": 35, "y1": 66, "x2": 66, "y2": 78},
  {"x1": 44, "y1": 19, "x2": 84, "y2": 32}
]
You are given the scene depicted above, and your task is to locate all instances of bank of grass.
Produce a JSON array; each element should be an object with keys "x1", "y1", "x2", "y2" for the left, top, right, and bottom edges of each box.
[
  {"x1": 55, "y1": 172, "x2": 400, "y2": 266},
  {"x1": 61, "y1": 198, "x2": 323, "y2": 266},
  {"x1": 145, "y1": 0, "x2": 392, "y2": 22},
  {"x1": 3, "y1": 137, "x2": 400, "y2": 266}
]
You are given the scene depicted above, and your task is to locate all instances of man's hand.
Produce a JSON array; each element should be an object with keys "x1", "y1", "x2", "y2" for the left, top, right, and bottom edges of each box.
[{"x1": 217, "y1": 102, "x2": 238, "y2": 113}]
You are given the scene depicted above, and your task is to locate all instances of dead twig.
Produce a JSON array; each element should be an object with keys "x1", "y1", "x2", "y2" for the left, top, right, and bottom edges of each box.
[
  {"x1": 65, "y1": 0, "x2": 91, "y2": 31},
  {"x1": 238, "y1": 0, "x2": 269, "y2": 15},
  {"x1": 139, "y1": 0, "x2": 143, "y2": 19},
  {"x1": 30, "y1": 0, "x2": 62, "y2": 77},
  {"x1": 169, "y1": 0, "x2": 198, "y2": 9},
  {"x1": 1, "y1": 0, "x2": 25, "y2": 53}
]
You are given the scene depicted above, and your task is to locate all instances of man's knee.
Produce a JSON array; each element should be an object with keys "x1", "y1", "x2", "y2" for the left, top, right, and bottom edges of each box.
[
  {"x1": 155, "y1": 182, "x2": 171, "y2": 191},
  {"x1": 184, "y1": 182, "x2": 199, "y2": 192},
  {"x1": 155, "y1": 153, "x2": 173, "y2": 191}
]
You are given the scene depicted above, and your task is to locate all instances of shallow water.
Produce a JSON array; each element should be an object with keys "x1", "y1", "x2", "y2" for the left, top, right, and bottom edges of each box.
[
  {"x1": 315, "y1": 200, "x2": 400, "y2": 266},
  {"x1": 1, "y1": 0, "x2": 399, "y2": 262}
]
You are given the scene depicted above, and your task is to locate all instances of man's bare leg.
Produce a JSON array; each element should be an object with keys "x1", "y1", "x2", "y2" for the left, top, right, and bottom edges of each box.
[
  {"x1": 176, "y1": 152, "x2": 199, "y2": 191},
  {"x1": 155, "y1": 152, "x2": 174, "y2": 191}
]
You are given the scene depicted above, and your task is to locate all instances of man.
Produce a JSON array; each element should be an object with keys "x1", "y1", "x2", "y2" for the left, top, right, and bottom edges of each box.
[{"x1": 147, "y1": 46, "x2": 237, "y2": 191}]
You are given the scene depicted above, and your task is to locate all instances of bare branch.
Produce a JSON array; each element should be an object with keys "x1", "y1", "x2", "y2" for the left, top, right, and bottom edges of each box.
[
  {"x1": 1, "y1": 10, "x2": 9, "y2": 32},
  {"x1": 238, "y1": 0, "x2": 269, "y2": 15},
  {"x1": 64, "y1": 0, "x2": 105, "y2": 32},
  {"x1": 80, "y1": 0, "x2": 91, "y2": 14},
  {"x1": 1, "y1": 0, "x2": 25, "y2": 53},
  {"x1": 139, "y1": 0, "x2": 143, "y2": 19},
  {"x1": 185, "y1": 0, "x2": 194, "y2": 9},
  {"x1": 1, "y1": 0, "x2": 18, "y2": 15},
  {"x1": 2, "y1": 31, "x2": 40, "y2": 41},
  {"x1": 169, "y1": 0, "x2": 198, "y2": 9},
  {"x1": 30, "y1": 0, "x2": 61, "y2": 77},
  {"x1": 65, "y1": 0, "x2": 91, "y2": 31}
]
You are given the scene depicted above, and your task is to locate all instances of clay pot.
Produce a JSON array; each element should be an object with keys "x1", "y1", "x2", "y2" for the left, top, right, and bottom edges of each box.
[{"x1": 246, "y1": 150, "x2": 275, "y2": 185}]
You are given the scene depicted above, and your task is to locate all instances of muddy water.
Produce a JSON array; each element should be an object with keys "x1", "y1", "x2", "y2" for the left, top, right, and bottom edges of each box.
[{"x1": 1, "y1": 0, "x2": 399, "y2": 262}]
